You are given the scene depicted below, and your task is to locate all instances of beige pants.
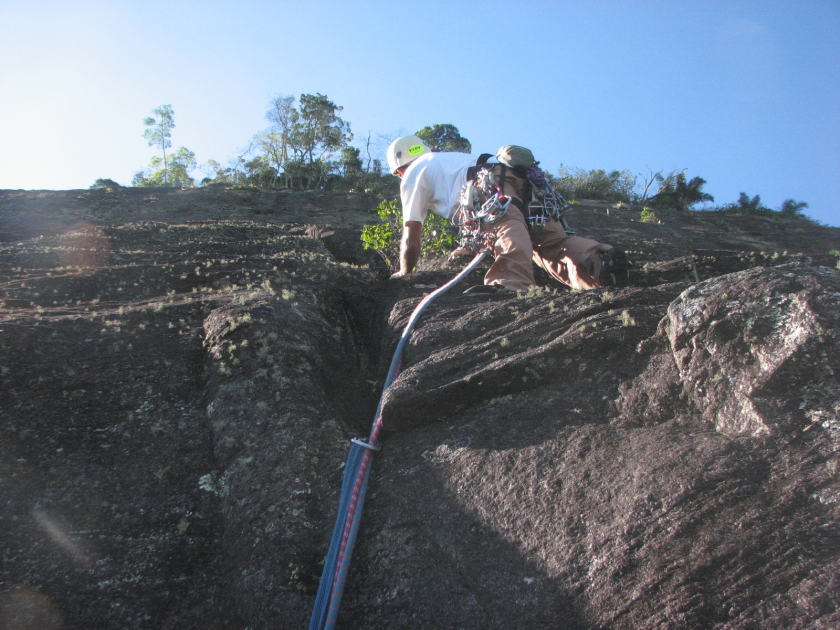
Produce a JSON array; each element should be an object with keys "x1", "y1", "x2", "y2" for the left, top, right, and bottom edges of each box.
[{"x1": 480, "y1": 166, "x2": 613, "y2": 291}]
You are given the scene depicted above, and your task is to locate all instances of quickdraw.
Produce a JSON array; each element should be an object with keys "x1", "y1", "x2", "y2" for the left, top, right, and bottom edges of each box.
[{"x1": 452, "y1": 167, "x2": 510, "y2": 252}]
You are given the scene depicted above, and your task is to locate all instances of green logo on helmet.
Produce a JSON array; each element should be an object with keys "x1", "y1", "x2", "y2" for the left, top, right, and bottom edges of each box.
[{"x1": 408, "y1": 144, "x2": 425, "y2": 156}]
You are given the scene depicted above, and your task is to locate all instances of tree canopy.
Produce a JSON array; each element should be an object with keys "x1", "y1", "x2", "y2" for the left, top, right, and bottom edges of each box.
[
  {"x1": 415, "y1": 124, "x2": 471, "y2": 153},
  {"x1": 650, "y1": 170, "x2": 714, "y2": 211},
  {"x1": 197, "y1": 93, "x2": 398, "y2": 193},
  {"x1": 263, "y1": 93, "x2": 352, "y2": 190},
  {"x1": 136, "y1": 105, "x2": 198, "y2": 188},
  {"x1": 125, "y1": 97, "x2": 809, "y2": 219},
  {"x1": 133, "y1": 147, "x2": 196, "y2": 188}
]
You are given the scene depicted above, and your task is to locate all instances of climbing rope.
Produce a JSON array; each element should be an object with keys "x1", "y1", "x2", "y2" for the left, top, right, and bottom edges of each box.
[{"x1": 308, "y1": 248, "x2": 492, "y2": 630}]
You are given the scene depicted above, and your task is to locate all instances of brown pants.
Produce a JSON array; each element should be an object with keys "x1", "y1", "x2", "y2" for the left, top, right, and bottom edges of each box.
[{"x1": 480, "y1": 166, "x2": 613, "y2": 291}]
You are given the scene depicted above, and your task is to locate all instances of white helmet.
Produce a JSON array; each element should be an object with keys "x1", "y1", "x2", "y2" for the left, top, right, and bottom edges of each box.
[{"x1": 386, "y1": 135, "x2": 430, "y2": 175}]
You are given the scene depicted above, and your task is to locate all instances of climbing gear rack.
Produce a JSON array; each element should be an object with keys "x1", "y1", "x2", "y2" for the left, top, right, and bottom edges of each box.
[
  {"x1": 454, "y1": 161, "x2": 576, "y2": 251},
  {"x1": 525, "y1": 163, "x2": 575, "y2": 235}
]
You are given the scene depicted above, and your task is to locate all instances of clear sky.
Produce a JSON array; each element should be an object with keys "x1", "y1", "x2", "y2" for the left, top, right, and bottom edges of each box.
[{"x1": 1, "y1": 0, "x2": 838, "y2": 226}]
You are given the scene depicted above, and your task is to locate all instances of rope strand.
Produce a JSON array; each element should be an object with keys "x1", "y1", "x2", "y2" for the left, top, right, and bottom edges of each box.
[{"x1": 309, "y1": 249, "x2": 491, "y2": 630}]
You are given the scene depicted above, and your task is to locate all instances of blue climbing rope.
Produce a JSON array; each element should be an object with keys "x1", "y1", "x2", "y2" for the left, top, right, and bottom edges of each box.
[{"x1": 308, "y1": 249, "x2": 491, "y2": 630}]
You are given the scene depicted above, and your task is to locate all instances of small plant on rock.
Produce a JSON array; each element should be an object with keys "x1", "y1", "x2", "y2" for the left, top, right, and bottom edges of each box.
[
  {"x1": 361, "y1": 200, "x2": 402, "y2": 267},
  {"x1": 640, "y1": 207, "x2": 658, "y2": 223},
  {"x1": 361, "y1": 199, "x2": 457, "y2": 271}
]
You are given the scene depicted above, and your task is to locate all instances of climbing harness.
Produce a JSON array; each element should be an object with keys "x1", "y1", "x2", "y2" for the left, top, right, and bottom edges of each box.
[
  {"x1": 308, "y1": 248, "x2": 492, "y2": 630},
  {"x1": 454, "y1": 156, "x2": 576, "y2": 252}
]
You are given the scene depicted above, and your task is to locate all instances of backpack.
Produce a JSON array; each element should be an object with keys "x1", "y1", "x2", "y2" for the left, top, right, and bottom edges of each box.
[
  {"x1": 495, "y1": 145, "x2": 536, "y2": 174},
  {"x1": 463, "y1": 145, "x2": 575, "y2": 236}
]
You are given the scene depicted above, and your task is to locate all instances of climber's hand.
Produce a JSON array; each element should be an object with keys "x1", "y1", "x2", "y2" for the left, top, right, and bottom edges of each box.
[{"x1": 447, "y1": 247, "x2": 473, "y2": 262}]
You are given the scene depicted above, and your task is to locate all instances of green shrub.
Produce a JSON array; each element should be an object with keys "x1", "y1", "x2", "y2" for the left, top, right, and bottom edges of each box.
[
  {"x1": 780, "y1": 199, "x2": 808, "y2": 215},
  {"x1": 552, "y1": 166, "x2": 636, "y2": 202},
  {"x1": 421, "y1": 214, "x2": 458, "y2": 255},
  {"x1": 361, "y1": 199, "x2": 457, "y2": 270},
  {"x1": 90, "y1": 178, "x2": 122, "y2": 191},
  {"x1": 734, "y1": 192, "x2": 768, "y2": 213},
  {"x1": 715, "y1": 193, "x2": 775, "y2": 217},
  {"x1": 361, "y1": 200, "x2": 401, "y2": 267},
  {"x1": 640, "y1": 207, "x2": 658, "y2": 223},
  {"x1": 712, "y1": 194, "x2": 814, "y2": 222}
]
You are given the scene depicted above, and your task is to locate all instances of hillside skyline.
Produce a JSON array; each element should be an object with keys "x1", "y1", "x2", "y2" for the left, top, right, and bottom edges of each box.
[{"x1": 1, "y1": 1, "x2": 837, "y2": 226}]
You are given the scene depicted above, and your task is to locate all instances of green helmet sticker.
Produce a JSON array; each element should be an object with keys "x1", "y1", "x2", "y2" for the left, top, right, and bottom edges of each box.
[{"x1": 408, "y1": 144, "x2": 425, "y2": 156}]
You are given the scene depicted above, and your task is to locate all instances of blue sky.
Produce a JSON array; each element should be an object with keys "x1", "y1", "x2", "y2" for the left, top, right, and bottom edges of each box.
[{"x1": 1, "y1": 0, "x2": 838, "y2": 226}]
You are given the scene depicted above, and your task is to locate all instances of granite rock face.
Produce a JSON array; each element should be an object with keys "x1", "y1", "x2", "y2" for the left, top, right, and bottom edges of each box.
[
  {"x1": 0, "y1": 221, "x2": 382, "y2": 629},
  {"x1": 1, "y1": 189, "x2": 839, "y2": 629},
  {"x1": 361, "y1": 263, "x2": 839, "y2": 629},
  {"x1": 651, "y1": 265, "x2": 838, "y2": 437}
]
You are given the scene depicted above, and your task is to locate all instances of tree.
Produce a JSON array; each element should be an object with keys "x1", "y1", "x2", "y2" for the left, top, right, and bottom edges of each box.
[
  {"x1": 263, "y1": 95, "x2": 296, "y2": 187},
  {"x1": 349, "y1": 131, "x2": 399, "y2": 195},
  {"x1": 779, "y1": 199, "x2": 808, "y2": 215},
  {"x1": 133, "y1": 146, "x2": 196, "y2": 188},
  {"x1": 143, "y1": 105, "x2": 175, "y2": 184},
  {"x1": 252, "y1": 130, "x2": 286, "y2": 187},
  {"x1": 637, "y1": 166, "x2": 664, "y2": 204},
  {"x1": 333, "y1": 146, "x2": 365, "y2": 191},
  {"x1": 253, "y1": 93, "x2": 352, "y2": 190},
  {"x1": 199, "y1": 159, "x2": 224, "y2": 186},
  {"x1": 242, "y1": 157, "x2": 278, "y2": 188},
  {"x1": 291, "y1": 93, "x2": 352, "y2": 188},
  {"x1": 735, "y1": 192, "x2": 767, "y2": 213},
  {"x1": 166, "y1": 147, "x2": 197, "y2": 187},
  {"x1": 415, "y1": 124, "x2": 471, "y2": 153},
  {"x1": 650, "y1": 170, "x2": 714, "y2": 211},
  {"x1": 196, "y1": 140, "x2": 260, "y2": 188}
]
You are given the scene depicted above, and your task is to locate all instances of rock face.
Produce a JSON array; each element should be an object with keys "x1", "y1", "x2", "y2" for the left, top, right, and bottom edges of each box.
[
  {"x1": 360, "y1": 263, "x2": 839, "y2": 629},
  {"x1": 0, "y1": 219, "x2": 382, "y2": 629},
  {"x1": 1, "y1": 189, "x2": 839, "y2": 629},
  {"x1": 624, "y1": 265, "x2": 839, "y2": 437}
]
